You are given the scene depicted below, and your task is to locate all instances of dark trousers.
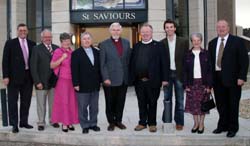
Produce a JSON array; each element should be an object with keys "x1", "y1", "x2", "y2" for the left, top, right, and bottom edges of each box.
[
  {"x1": 103, "y1": 84, "x2": 127, "y2": 124},
  {"x1": 135, "y1": 81, "x2": 160, "y2": 126},
  {"x1": 7, "y1": 71, "x2": 33, "y2": 127},
  {"x1": 214, "y1": 71, "x2": 241, "y2": 133}
]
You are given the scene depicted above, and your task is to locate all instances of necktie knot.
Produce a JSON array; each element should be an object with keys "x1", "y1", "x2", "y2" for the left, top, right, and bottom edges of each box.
[{"x1": 221, "y1": 38, "x2": 224, "y2": 42}]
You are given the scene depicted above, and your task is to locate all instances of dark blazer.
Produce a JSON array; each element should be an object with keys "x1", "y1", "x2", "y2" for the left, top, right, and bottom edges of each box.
[
  {"x1": 2, "y1": 38, "x2": 36, "y2": 85},
  {"x1": 30, "y1": 43, "x2": 59, "y2": 89},
  {"x1": 182, "y1": 48, "x2": 213, "y2": 88},
  {"x1": 99, "y1": 38, "x2": 131, "y2": 86},
  {"x1": 71, "y1": 47, "x2": 101, "y2": 93},
  {"x1": 130, "y1": 40, "x2": 169, "y2": 88},
  {"x1": 208, "y1": 34, "x2": 249, "y2": 86},
  {"x1": 161, "y1": 36, "x2": 189, "y2": 81}
]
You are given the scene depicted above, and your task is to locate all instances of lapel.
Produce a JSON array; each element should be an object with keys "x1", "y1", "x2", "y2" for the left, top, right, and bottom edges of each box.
[
  {"x1": 175, "y1": 37, "x2": 180, "y2": 61},
  {"x1": 211, "y1": 38, "x2": 218, "y2": 60},
  {"x1": 40, "y1": 43, "x2": 52, "y2": 57},
  {"x1": 223, "y1": 35, "x2": 232, "y2": 55},
  {"x1": 107, "y1": 39, "x2": 119, "y2": 57},
  {"x1": 15, "y1": 38, "x2": 25, "y2": 59},
  {"x1": 120, "y1": 38, "x2": 128, "y2": 59},
  {"x1": 81, "y1": 47, "x2": 94, "y2": 66}
]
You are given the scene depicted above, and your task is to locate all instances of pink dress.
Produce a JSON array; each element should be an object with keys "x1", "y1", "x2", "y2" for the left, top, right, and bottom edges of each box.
[{"x1": 51, "y1": 48, "x2": 79, "y2": 125}]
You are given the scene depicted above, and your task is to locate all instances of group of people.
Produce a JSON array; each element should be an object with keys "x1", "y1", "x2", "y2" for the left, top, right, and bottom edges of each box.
[{"x1": 2, "y1": 19, "x2": 248, "y2": 138}]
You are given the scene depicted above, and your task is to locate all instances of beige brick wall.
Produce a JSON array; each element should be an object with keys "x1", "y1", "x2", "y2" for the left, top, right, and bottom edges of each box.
[
  {"x1": 52, "y1": 0, "x2": 74, "y2": 46},
  {"x1": 0, "y1": 0, "x2": 7, "y2": 82},
  {"x1": 148, "y1": 0, "x2": 166, "y2": 41}
]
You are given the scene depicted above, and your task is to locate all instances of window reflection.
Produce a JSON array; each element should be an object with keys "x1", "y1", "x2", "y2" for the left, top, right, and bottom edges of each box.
[{"x1": 71, "y1": 0, "x2": 146, "y2": 10}]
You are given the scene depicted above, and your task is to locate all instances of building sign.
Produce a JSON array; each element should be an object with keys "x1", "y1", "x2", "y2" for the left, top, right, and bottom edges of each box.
[
  {"x1": 70, "y1": 0, "x2": 148, "y2": 24},
  {"x1": 70, "y1": 10, "x2": 147, "y2": 23}
]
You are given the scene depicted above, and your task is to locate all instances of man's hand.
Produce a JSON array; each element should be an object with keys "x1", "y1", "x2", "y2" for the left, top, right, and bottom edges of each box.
[
  {"x1": 36, "y1": 83, "x2": 43, "y2": 90},
  {"x1": 185, "y1": 87, "x2": 191, "y2": 92},
  {"x1": 3, "y1": 78, "x2": 9, "y2": 86},
  {"x1": 237, "y1": 79, "x2": 245, "y2": 86},
  {"x1": 162, "y1": 81, "x2": 168, "y2": 87},
  {"x1": 104, "y1": 79, "x2": 111, "y2": 86},
  {"x1": 74, "y1": 86, "x2": 80, "y2": 91}
]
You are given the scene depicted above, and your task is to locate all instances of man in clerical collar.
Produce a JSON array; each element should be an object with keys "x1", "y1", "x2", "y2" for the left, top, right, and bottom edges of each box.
[{"x1": 99, "y1": 22, "x2": 131, "y2": 131}]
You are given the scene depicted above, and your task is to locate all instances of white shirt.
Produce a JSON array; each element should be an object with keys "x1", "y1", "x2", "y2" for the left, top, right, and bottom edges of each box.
[
  {"x1": 167, "y1": 34, "x2": 176, "y2": 70},
  {"x1": 84, "y1": 47, "x2": 94, "y2": 65},
  {"x1": 192, "y1": 50, "x2": 201, "y2": 79},
  {"x1": 215, "y1": 34, "x2": 229, "y2": 71}
]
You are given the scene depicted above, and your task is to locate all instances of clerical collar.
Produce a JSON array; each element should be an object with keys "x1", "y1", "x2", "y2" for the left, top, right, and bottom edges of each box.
[
  {"x1": 111, "y1": 37, "x2": 121, "y2": 42},
  {"x1": 142, "y1": 39, "x2": 153, "y2": 44}
]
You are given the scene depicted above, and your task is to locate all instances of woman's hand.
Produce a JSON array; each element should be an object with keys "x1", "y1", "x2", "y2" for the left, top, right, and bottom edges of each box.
[{"x1": 185, "y1": 87, "x2": 191, "y2": 92}]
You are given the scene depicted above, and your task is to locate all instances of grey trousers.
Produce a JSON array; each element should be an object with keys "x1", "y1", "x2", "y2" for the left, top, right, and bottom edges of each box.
[
  {"x1": 35, "y1": 89, "x2": 54, "y2": 126},
  {"x1": 76, "y1": 91, "x2": 99, "y2": 129}
]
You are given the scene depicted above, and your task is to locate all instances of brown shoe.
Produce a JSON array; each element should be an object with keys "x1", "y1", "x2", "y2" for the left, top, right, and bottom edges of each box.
[
  {"x1": 149, "y1": 126, "x2": 157, "y2": 132},
  {"x1": 134, "y1": 125, "x2": 146, "y2": 131},
  {"x1": 107, "y1": 123, "x2": 115, "y2": 131},
  {"x1": 176, "y1": 125, "x2": 183, "y2": 131},
  {"x1": 116, "y1": 122, "x2": 126, "y2": 129}
]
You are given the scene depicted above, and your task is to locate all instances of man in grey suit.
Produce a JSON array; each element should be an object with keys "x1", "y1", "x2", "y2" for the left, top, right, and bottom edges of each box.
[
  {"x1": 99, "y1": 22, "x2": 131, "y2": 131},
  {"x1": 30, "y1": 29, "x2": 59, "y2": 131}
]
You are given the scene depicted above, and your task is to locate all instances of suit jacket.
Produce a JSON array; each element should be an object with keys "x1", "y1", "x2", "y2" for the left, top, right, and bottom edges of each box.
[
  {"x1": 99, "y1": 38, "x2": 131, "y2": 86},
  {"x1": 130, "y1": 40, "x2": 169, "y2": 88},
  {"x1": 30, "y1": 43, "x2": 59, "y2": 89},
  {"x1": 183, "y1": 48, "x2": 213, "y2": 88},
  {"x1": 2, "y1": 38, "x2": 36, "y2": 85},
  {"x1": 208, "y1": 34, "x2": 249, "y2": 86},
  {"x1": 161, "y1": 36, "x2": 189, "y2": 81},
  {"x1": 71, "y1": 47, "x2": 101, "y2": 93}
]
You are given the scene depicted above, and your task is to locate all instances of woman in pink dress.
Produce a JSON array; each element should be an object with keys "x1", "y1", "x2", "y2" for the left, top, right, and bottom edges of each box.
[{"x1": 50, "y1": 32, "x2": 79, "y2": 132}]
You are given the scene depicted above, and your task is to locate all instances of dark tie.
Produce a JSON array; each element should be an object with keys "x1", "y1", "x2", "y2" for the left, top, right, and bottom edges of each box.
[{"x1": 217, "y1": 38, "x2": 224, "y2": 68}]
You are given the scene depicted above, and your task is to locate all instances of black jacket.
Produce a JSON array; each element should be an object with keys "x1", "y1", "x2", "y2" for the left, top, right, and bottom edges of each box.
[
  {"x1": 71, "y1": 47, "x2": 101, "y2": 93},
  {"x1": 2, "y1": 38, "x2": 36, "y2": 85},
  {"x1": 208, "y1": 34, "x2": 249, "y2": 86},
  {"x1": 129, "y1": 40, "x2": 169, "y2": 88}
]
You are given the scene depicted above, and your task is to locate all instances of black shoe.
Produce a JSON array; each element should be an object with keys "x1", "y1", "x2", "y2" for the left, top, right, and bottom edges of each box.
[
  {"x1": 82, "y1": 128, "x2": 89, "y2": 134},
  {"x1": 12, "y1": 126, "x2": 19, "y2": 133},
  {"x1": 67, "y1": 125, "x2": 75, "y2": 131},
  {"x1": 38, "y1": 126, "x2": 44, "y2": 131},
  {"x1": 191, "y1": 127, "x2": 199, "y2": 133},
  {"x1": 20, "y1": 124, "x2": 33, "y2": 129},
  {"x1": 89, "y1": 126, "x2": 101, "y2": 132},
  {"x1": 52, "y1": 123, "x2": 60, "y2": 128},
  {"x1": 213, "y1": 128, "x2": 227, "y2": 134},
  {"x1": 226, "y1": 131, "x2": 236, "y2": 138},
  {"x1": 115, "y1": 122, "x2": 126, "y2": 129},
  {"x1": 107, "y1": 123, "x2": 115, "y2": 131},
  {"x1": 197, "y1": 127, "x2": 204, "y2": 134},
  {"x1": 62, "y1": 126, "x2": 68, "y2": 132}
]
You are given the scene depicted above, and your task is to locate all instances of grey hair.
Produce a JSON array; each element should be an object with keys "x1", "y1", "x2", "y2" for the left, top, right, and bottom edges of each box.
[
  {"x1": 41, "y1": 29, "x2": 51, "y2": 37},
  {"x1": 190, "y1": 32, "x2": 203, "y2": 42},
  {"x1": 59, "y1": 32, "x2": 71, "y2": 42},
  {"x1": 109, "y1": 22, "x2": 122, "y2": 31},
  {"x1": 81, "y1": 32, "x2": 93, "y2": 40},
  {"x1": 140, "y1": 23, "x2": 153, "y2": 31}
]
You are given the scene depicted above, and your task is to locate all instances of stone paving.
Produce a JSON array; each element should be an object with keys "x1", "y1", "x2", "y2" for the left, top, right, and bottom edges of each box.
[{"x1": 0, "y1": 87, "x2": 250, "y2": 146}]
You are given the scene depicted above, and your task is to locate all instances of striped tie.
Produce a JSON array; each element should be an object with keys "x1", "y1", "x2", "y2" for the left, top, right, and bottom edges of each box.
[{"x1": 47, "y1": 45, "x2": 53, "y2": 54}]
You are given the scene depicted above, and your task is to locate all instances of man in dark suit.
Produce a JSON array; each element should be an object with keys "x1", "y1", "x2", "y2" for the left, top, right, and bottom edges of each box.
[
  {"x1": 130, "y1": 23, "x2": 169, "y2": 132},
  {"x1": 99, "y1": 22, "x2": 131, "y2": 131},
  {"x1": 71, "y1": 32, "x2": 101, "y2": 134},
  {"x1": 2, "y1": 23, "x2": 36, "y2": 133},
  {"x1": 208, "y1": 20, "x2": 249, "y2": 138},
  {"x1": 161, "y1": 19, "x2": 189, "y2": 130},
  {"x1": 30, "y1": 29, "x2": 59, "y2": 131}
]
